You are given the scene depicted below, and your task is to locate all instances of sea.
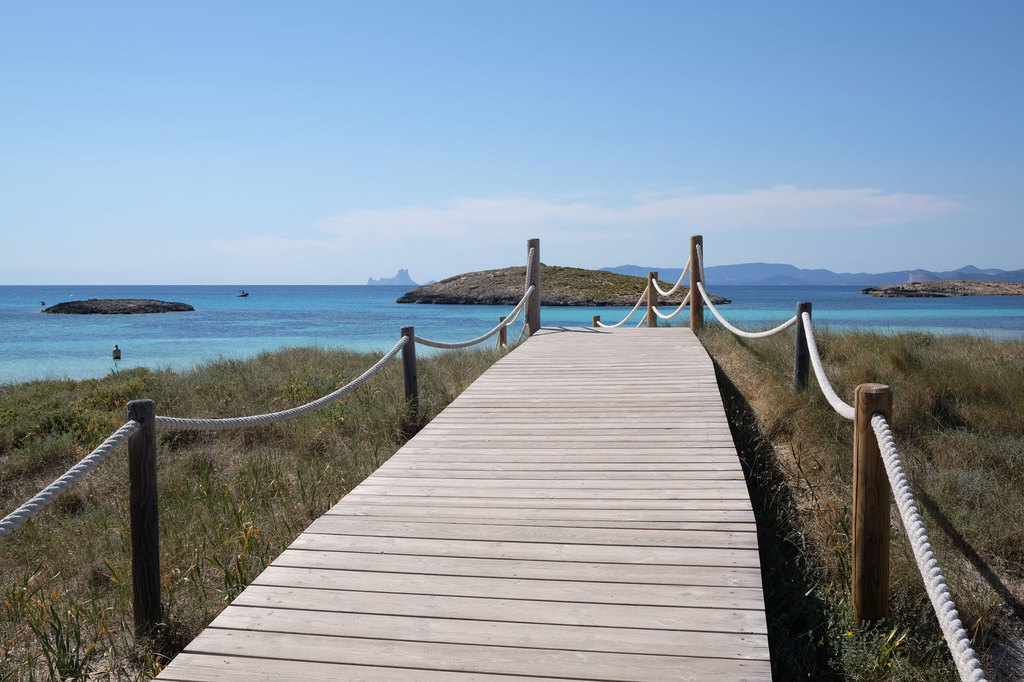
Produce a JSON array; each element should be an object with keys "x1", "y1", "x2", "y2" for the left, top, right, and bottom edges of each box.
[{"x1": 2, "y1": 284, "x2": 1023, "y2": 386}]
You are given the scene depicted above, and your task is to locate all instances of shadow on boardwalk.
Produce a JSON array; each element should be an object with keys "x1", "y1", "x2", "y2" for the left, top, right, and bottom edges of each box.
[{"x1": 711, "y1": 359, "x2": 841, "y2": 680}]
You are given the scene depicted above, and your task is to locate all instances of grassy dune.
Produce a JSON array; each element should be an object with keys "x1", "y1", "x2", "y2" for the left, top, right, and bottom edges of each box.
[
  {"x1": 0, "y1": 345, "x2": 504, "y2": 680},
  {"x1": 699, "y1": 325, "x2": 1024, "y2": 680}
]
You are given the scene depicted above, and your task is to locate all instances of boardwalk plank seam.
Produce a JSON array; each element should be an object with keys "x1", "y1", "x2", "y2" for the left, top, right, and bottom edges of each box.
[{"x1": 157, "y1": 328, "x2": 772, "y2": 681}]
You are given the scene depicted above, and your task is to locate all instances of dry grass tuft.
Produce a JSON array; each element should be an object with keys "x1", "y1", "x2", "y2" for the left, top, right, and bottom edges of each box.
[
  {"x1": 699, "y1": 324, "x2": 1024, "y2": 681},
  {"x1": 0, "y1": 344, "x2": 503, "y2": 680}
]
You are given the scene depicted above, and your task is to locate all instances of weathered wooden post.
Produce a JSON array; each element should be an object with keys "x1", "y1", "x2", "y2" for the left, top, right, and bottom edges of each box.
[
  {"x1": 526, "y1": 238, "x2": 541, "y2": 336},
  {"x1": 852, "y1": 383, "x2": 893, "y2": 622},
  {"x1": 498, "y1": 317, "x2": 507, "y2": 348},
  {"x1": 647, "y1": 271, "x2": 658, "y2": 328},
  {"x1": 401, "y1": 326, "x2": 419, "y2": 418},
  {"x1": 126, "y1": 399, "x2": 161, "y2": 638},
  {"x1": 592, "y1": 315, "x2": 600, "y2": 328},
  {"x1": 793, "y1": 302, "x2": 812, "y2": 391},
  {"x1": 689, "y1": 235, "x2": 704, "y2": 329}
]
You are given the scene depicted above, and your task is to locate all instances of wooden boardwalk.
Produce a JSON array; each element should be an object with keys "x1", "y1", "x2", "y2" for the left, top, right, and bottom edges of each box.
[{"x1": 158, "y1": 327, "x2": 771, "y2": 681}]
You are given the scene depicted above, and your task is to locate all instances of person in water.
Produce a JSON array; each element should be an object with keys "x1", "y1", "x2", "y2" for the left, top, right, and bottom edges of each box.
[{"x1": 113, "y1": 345, "x2": 121, "y2": 360}]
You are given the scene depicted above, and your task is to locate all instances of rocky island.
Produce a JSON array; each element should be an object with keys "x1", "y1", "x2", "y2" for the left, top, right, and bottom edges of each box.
[
  {"x1": 42, "y1": 299, "x2": 195, "y2": 314},
  {"x1": 859, "y1": 280, "x2": 1024, "y2": 298},
  {"x1": 397, "y1": 264, "x2": 730, "y2": 306}
]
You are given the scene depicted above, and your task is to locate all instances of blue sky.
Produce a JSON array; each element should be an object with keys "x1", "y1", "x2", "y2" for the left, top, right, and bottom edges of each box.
[{"x1": 2, "y1": 1, "x2": 1021, "y2": 284}]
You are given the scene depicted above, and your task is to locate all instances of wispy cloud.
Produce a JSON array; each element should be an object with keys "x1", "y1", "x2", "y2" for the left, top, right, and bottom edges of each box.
[
  {"x1": 204, "y1": 186, "x2": 960, "y2": 279},
  {"x1": 311, "y1": 185, "x2": 958, "y2": 243}
]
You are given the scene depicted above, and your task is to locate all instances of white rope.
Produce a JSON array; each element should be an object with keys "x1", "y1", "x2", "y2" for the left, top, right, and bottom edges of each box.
[
  {"x1": 652, "y1": 292, "x2": 692, "y2": 320},
  {"x1": 872, "y1": 414, "x2": 987, "y2": 682},
  {"x1": 416, "y1": 248, "x2": 536, "y2": 348},
  {"x1": 596, "y1": 286, "x2": 649, "y2": 328},
  {"x1": 415, "y1": 286, "x2": 533, "y2": 349},
  {"x1": 802, "y1": 312, "x2": 855, "y2": 420},
  {"x1": 696, "y1": 282, "x2": 798, "y2": 338},
  {"x1": 650, "y1": 262, "x2": 690, "y2": 297},
  {"x1": 156, "y1": 337, "x2": 408, "y2": 431},
  {"x1": 0, "y1": 421, "x2": 141, "y2": 539}
]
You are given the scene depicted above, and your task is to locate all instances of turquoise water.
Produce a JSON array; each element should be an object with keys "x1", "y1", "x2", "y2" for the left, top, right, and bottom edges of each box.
[{"x1": 2, "y1": 284, "x2": 1022, "y2": 385}]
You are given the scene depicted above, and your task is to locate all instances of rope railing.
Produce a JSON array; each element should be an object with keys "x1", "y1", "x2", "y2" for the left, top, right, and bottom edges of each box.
[
  {"x1": 651, "y1": 291, "x2": 691, "y2": 320},
  {"x1": 414, "y1": 246, "x2": 536, "y2": 349},
  {"x1": 873, "y1": 415, "x2": 987, "y2": 682},
  {"x1": 2, "y1": 237, "x2": 545, "y2": 639},
  {"x1": 650, "y1": 262, "x2": 689, "y2": 297},
  {"x1": 156, "y1": 336, "x2": 408, "y2": 431},
  {"x1": 0, "y1": 420, "x2": 141, "y2": 539},
  {"x1": 696, "y1": 282, "x2": 798, "y2": 338},
  {"x1": 596, "y1": 286, "x2": 649, "y2": 328},
  {"x1": 801, "y1": 311, "x2": 856, "y2": 420},
  {"x1": 692, "y1": 238, "x2": 986, "y2": 681},
  {"x1": 414, "y1": 284, "x2": 533, "y2": 349}
]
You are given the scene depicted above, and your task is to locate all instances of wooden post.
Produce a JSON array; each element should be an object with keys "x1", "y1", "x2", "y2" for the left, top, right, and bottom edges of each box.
[
  {"x1": 592, "y1": 315, "x2": 600, "y2": 328},
  {"x1": 526, "y1": 238, "x2": 541, "y2": 336},
  {"x1": 646, "y1": 271, "x2": 658, "y2": 328},
  {"x1": 401, "y1": 327, "x2": 418, "y2": 418},
  {"x1": 689, "y1": 235, "x2": 704, "y2": 329},
  {"x1": 852, "y1": 383, "x2": 893, "y2": 622},
  {"x1": 126, "y1": 399, "x2": 161, "y2": 638},
  {"x1": 498, "y1": 317, "x2": 507, "y2": 348},
  {"x1": 793, "y1": 302, "x2": 812, "y2": 391}
]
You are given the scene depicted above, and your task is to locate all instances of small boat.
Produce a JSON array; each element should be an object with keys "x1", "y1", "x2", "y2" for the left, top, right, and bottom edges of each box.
[{"x1": 236, "y1": 291, "x2": 249, "y2": 297}]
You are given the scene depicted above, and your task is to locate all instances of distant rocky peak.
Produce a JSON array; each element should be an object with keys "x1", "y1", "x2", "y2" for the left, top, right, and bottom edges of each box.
[{"x1": 366, "y1": 269, "x2": 419, "y2": 286}]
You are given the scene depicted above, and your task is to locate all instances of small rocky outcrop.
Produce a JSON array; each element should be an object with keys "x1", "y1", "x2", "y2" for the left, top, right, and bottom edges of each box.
[
  {"x1": 859, "y1": 280, "x2": 1024, "y2": 298},
  {"x1": 397, "y1": 264, "x2": 730, "y2": 306},
  {"x1": 42, "y1": 299, "x2": 195, "y2": 314}
]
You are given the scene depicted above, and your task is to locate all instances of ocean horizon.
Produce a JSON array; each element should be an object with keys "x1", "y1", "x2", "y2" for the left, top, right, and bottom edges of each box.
[{"x1": 2, "y1": 284, "x2": 1023, "y2": 386}]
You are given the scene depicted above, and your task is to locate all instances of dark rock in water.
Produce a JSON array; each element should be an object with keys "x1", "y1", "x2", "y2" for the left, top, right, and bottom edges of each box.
[
  {"x1": 397, "y1": 264, "x2": 730, "y2": 306},
  {"x1": 42, "y1": 299, "x2": 195, "y2": 314}
]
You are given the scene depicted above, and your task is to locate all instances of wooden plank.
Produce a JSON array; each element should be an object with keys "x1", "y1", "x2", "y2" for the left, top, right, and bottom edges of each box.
[
  {"x1": 209, "y1": 606, "x2": 771, "y2": 660},
  {"x1": 158, "y1": 327, "x2": 772, "y2": 681},
  {"x1": 304, "y1": 517, "x2": 758, "y2": 549},
  {"x1": 174, "y1": 629, "x2": 772, "y2": 681},
  {"x1": 231, "y1": 584, "x2": 769, "y2": 634},
  {"x1": 251, "y1": 565, "x2": 765, "y2": 610},
  {"x1": 269, "y1": 549, "x2": 764, "y2": 587},
  {"x1": 289, "y1": 533, "x2": 763, "y2": 567}
]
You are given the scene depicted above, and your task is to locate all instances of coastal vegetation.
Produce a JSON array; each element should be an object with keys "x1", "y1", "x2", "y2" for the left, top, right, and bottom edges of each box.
[
  {"x1": 699, "y1": 325, "x2": 1024, "y2": 680},
  {"x1": 396, "y1": 263, "x2": 730, "y2": 306},
  {"x1": 0, "y1": 344, "x2": 503, "y2": 680}
]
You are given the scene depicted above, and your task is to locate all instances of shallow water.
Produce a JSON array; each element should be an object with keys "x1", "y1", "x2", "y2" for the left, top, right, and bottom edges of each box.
[{"x1": 2, "y1": 284, "x2": 1022, "y2": 385}]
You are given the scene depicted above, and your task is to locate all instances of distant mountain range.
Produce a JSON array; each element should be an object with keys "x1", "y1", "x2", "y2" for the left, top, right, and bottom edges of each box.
[
  {"x1": 366, "y1": 269, "x2": 419, "y2": 286},
  {"x1": 602, "y1": 263, "x2": 1024, "y2": 287}
]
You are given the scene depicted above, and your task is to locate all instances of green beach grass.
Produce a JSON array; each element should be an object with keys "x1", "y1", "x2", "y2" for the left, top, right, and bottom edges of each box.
[
  {"x1": 0, "y1": 344, "x2": 504, "y2": 680},
  {"x1": 698, "y1": 325, "x2": 1024, "y2": 680}
]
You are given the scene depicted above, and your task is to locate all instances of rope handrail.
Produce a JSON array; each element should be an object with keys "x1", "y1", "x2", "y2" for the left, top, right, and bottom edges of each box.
[
  {"x1": 800, "y1": 312, "x2": 856, "y2": 420},
  {"x1": 156, "y1": 336, "x2": 408, "y2": 431},
  {"x1": 414, "y1": 284, "x2": 534, "y2": 349},
  {"x1": 873, "y1": 414, "x2": 987, "y2": 681},
  {"x1": 650, "y1": 262, "x2": 690, "y2": 297},
  {"x1": 695, "y1": 282, "x2": 798, "y2": 338},
  {"x1": 414, "y1": 247, "x2": 536, "y2": 348},
  {"x1": 596, "y1": 286, "x2": 649, "y2": 328},
  {"x1": 651, "y1": 291, "x2": 691, "y2": 320},
  {"x1": 0, "y1": 420, "x2": 141, "y2": 538}
]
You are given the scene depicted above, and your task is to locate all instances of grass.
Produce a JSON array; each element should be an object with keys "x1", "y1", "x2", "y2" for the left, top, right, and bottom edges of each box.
[
  {"x1": 0, "y1": 343, "x2": 505, "y2": 680},
  {"x1": 698, "y1": 324, "x2": 1024, "y2": 680}
]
